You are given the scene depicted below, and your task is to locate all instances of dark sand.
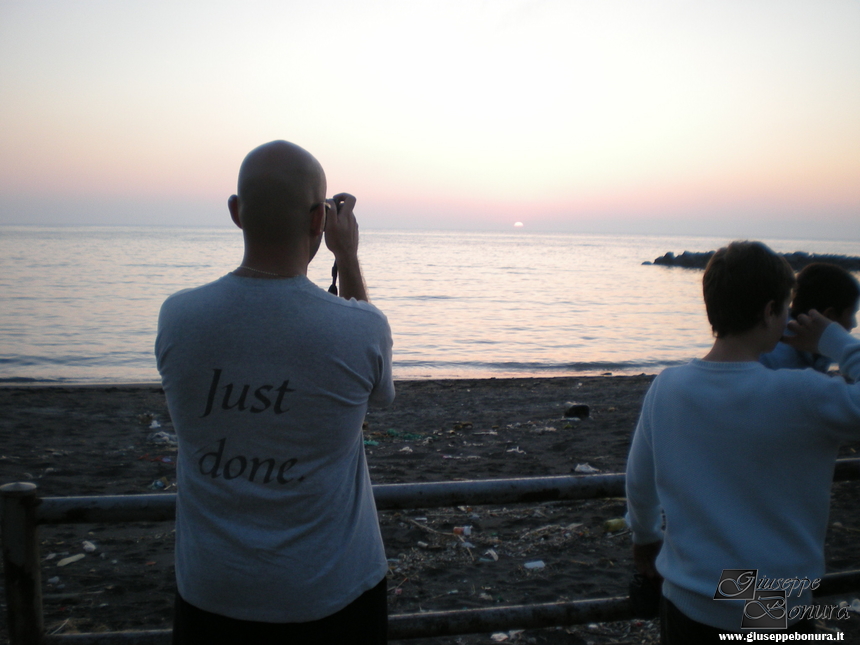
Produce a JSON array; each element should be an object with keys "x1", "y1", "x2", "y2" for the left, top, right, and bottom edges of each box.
[{"x1": 2, "y1": 377, "x2": 859, "y2": 643}]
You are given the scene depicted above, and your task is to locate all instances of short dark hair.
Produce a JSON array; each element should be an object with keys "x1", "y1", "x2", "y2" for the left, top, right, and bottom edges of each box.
[
  {"x1": 703, "y1": 241, "x2": 795, "y2": 338},
  {"x1": 790, "y1": 263, "x2": 860, "y2": 319}
]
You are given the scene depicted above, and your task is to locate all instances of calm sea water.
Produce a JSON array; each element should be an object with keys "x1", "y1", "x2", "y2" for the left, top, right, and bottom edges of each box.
[{"x1": 1, "y1": 226, "x2": 859, "y2": 383}]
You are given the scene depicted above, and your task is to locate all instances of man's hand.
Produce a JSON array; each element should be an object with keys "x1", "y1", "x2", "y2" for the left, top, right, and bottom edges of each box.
[
  {"x1": 324, "y1": 193, "x2": 368, "y2": 302},
  {"x1": 324, "y1": 193, "x2": 360, "y2": 261},
  {"x1": 784, "y1": 309, "x2": 831, "y2": 354},
  {"x1": 633, "y1": 540, "x2": 663, "y2": 584}
]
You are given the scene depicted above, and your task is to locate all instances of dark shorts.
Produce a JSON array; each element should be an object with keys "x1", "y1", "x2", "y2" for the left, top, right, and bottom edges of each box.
[
  {"x1": 660, "y1": 596, "x2": 815, "y2": 644},
  {"x1": 172, "y1": 577, "x2": 387, "y2": 645}
]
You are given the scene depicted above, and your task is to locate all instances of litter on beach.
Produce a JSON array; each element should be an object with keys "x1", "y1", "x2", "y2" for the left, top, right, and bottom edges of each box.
[
  {"x1": 147, "y1": 431, "x2": 177, "y2": 445},
  {"x1": 57, "y1": 553, "x2": 86, "y2": 567},
  {"x1": 603, "y1": 518, "x2": 628, "y2": 533}
]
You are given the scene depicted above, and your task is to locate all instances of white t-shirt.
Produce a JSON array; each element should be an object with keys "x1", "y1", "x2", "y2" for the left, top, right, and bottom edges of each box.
[{"x1": 156, "y1": 273, "x2": 394, "y2": 622}]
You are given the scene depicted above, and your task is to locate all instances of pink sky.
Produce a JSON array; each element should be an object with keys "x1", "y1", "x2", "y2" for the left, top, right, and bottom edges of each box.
[{"x1": 1, "y1": 1, "x2": 858, "y2": 239}]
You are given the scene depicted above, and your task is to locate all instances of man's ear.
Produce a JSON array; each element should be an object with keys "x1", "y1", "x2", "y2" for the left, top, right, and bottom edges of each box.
[
  {"x1": 822, "y1": 306, "x2": 838, "y2": 321},
  {"x1": 228, "y1": 195, "x2": 242, "y2": 229},
  {"x1": 309, "y1": 202, "x2": 326, "y2": 236},
  {"x1": 761, "y1": 300, "x2": 779, "y2": 327}
]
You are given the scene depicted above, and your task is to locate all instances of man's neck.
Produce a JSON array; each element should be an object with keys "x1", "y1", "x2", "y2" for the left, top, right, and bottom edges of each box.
[
  {"x1": 702, "y1": 332, "x2": 771, "y2": 363},
  {"x1": 236, "y1": 245, "x2": 308, "y2": 279}
]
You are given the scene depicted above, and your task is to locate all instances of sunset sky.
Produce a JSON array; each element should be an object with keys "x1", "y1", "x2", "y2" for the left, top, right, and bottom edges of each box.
[{"x1": 1, "y1": 1, "x2": 858, "y2": 238}]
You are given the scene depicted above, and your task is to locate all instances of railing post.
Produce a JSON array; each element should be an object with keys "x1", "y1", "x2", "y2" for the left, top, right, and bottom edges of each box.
[{"x1": 2, "y1": 482, "x2": 44, "y2": 645}]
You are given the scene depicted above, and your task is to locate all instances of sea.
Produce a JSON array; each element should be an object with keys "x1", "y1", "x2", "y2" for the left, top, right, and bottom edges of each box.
[{"x1": 2, "y1": 226, "x2": 859, "y2": 384}]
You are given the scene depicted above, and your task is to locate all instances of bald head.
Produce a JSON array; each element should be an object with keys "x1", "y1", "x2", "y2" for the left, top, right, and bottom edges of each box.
[{"x1": 232, "y1": 140, "x2": 326, "y2": 243}]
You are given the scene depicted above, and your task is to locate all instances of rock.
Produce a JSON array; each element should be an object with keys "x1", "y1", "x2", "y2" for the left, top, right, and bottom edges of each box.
[
  {"x1": 651, "y1": 251, "x2": 714, "y2": 268},
  {"x1": 565, "y1": 404, "x2": 590, "y2": 419},
  {"x1": 649, "y1": 250, "x2": 860, "y2": 272}
]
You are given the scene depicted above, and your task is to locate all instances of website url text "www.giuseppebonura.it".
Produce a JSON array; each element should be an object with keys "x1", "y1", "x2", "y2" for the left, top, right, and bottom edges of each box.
[{"x1": 718, "y1": 633, "x2": 844, "y2": 641}]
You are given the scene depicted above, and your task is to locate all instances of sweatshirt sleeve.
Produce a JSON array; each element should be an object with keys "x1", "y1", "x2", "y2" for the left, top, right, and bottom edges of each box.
[
  {"x1": 818, "y1": 323, "x2": 860, "y2": 381},
  {"x1": 625, "y1": 382, "x2": 664, "y2": 545},
  {"x1": 806, "y1": 323, "x2": 860, "y2": 442}
]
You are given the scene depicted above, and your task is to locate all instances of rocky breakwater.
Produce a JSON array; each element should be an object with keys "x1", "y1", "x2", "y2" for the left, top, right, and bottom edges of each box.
[{"x1": 645, "y1": 250, "x2": 860, "y2": 271}]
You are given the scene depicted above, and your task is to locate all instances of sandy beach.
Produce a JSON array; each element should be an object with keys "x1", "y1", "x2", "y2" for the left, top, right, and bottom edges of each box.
[{"x1": 2, "y1": 377, "x2": 859, "y2": 643}]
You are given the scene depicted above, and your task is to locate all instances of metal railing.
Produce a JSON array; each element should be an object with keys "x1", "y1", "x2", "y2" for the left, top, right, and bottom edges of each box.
[{"x1": 3, "y1": 458, "x2": 860, "y2": 644}]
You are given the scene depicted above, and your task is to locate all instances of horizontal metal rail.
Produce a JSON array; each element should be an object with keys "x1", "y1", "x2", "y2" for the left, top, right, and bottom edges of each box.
[
  {"x1": 37, "y1": 597, "x2": 634, "y2": 644},
  {"x1": 374, "y1": 473, "x2": 625, "y2": 510},
  {"x1": 833, "y1": 457, "x2": 860, "y2": 482},
  {"x1": 35, "y1": 494, "x2": 176, "y2": 525},
  {"x1": 28, "y1": 456, "x2": 860, "y2": 523},
  {"x1": 33, "y1": 473, "x2": 626, "y2": 524},
  {"x1": 43, "y1": 633, "x2": 168, "y2": 645}
]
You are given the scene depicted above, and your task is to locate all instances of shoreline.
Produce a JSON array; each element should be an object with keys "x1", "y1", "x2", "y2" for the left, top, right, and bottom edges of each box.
[
  {"x1": 0, "y1": 381, "x2": 166, "y2": 389},
  {"x1": 0, "y1": 373, "x2": 660, "y2": 388}
]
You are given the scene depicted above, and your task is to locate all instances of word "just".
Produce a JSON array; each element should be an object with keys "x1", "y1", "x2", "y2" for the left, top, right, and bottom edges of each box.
[{"x1": 201, "y1": 368, "x2": 295, "y2": 417}]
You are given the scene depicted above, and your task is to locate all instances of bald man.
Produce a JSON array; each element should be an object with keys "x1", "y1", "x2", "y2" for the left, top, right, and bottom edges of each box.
[{"x1": 156, "y1": 141, "x2": 395, "y2": 644}]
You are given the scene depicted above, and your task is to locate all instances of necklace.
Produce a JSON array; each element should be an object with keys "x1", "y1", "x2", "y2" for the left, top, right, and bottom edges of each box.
[{"x1": 237, "y1": 265, "x2": 297, "y2": 278}]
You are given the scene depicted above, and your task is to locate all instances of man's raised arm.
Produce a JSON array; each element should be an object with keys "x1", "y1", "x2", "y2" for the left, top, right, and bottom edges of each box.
[{"x1": 324, "y1": 193, "x2": 369, "y2": 302}]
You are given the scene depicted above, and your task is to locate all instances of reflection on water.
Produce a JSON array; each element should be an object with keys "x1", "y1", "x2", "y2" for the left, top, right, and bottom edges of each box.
[{"x1": 1, "y1": 226, "x2": 858, "y2": 382}]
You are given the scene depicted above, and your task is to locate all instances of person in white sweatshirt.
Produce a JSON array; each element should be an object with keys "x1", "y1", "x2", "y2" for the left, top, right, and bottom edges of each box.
[{"x1": 626, "y1": 241, "x2": 860, "y2": 642}]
